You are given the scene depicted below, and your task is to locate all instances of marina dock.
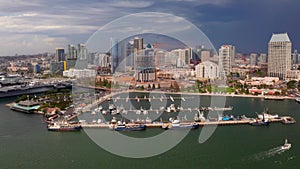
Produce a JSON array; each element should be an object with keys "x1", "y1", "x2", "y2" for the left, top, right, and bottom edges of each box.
[{"x1": 78, "y1": 117, "x2": 290, "y2": 129}]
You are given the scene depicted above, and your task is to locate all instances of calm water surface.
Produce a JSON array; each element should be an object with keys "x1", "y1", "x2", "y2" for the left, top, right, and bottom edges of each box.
[{"x1": 0, "y1": 96, "x2": 299, "y2": 169}]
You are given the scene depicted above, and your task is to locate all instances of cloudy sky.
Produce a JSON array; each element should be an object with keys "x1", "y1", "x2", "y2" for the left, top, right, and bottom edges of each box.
[{"x1": 0, "y1": 0, "x2": 299, "y2": 56}]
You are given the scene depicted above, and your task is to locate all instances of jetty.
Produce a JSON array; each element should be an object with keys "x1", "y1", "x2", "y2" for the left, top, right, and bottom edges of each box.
[{"x1": 75, "y1": 116, "x2": 294, "y2": 129}]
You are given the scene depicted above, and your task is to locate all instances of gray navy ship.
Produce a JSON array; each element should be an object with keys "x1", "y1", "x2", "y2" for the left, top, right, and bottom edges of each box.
[{"x1": 0, "y1": 74, "x2": 72, "y2": 98}]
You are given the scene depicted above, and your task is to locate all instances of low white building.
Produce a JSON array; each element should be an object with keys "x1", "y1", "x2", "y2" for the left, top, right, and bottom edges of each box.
[
  {"x1": 195, "y1": 61, "x2": 219, "y2": 80},
  {"x1": 63, "y1": 68, "x2": 96, "y2": 79},
  {"x1": 286, "y1": 70, "x2": 300, "y2": 80}
]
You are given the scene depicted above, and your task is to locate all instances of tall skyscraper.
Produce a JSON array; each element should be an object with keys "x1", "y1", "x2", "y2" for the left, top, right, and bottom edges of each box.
[
  {"x1": 110, "y1": 38, "x2": 118, "y2": 73},
  {"x1": 134, "y1": 37, "x2": 143, "y2": 49},
  {"x1": 268, "y1": 33, "x2": 292, "y2": 79},
  {"x1": 55, "y1": 48, "x2": 65, "y2": 62},
  {"x1": 218, "y1": 45, "x2": 235, "y2": 78},
  {"x1": 68, "y1": 44, "x2": 77, "y2": 60},
  {"x1": 133, "y1": 37, "x2": 143, "y2": 70},
  {"x1": 78, "y1": 44, "x2": 87, "y2": 60},
  {"x1": 126, "y1": 40, "x2": 134, "y2": 67},
  {"x1": 116, "y1": 40, "x2": 126, "y2": 72},
  {"x1": 292, "y1": 49, "x2": 298, "y2": 64}
]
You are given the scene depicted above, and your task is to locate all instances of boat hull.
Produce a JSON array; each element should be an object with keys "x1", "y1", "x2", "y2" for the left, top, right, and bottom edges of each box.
[
  {"x1": 47, "y1": 126, "x2": 81, "y2": 131},
  {"x1": 164, "y1": 123, "x2": 199, "y2": 129},
  {"x1": 250, "y1": 121, "x2": 270, "y2": 126},
  {"x1": 114, "y1": 125, "x2": 146, "y2": 131}
]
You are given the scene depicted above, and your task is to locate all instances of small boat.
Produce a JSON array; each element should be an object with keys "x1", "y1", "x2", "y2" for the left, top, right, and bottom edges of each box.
[
  {"x1": 164, "y1": 119, "x2": 199, "y2": 129},
  {"x1": 145, "y1": 116, "x2": 152, "y2": 123},
  {"x1": 281, "y1": 139, "x2": 291, "y2": 150},
  {"x1": 109, "y1": 104, "x2": 116, "y2": 110},
  {"x1": 258, "y1": 113, "x2": 279, "y2": 119},
  {"x1": 170, "y1": 96, "x2": 174, "y2": 102},
  {"x1": 166, "y1": 104, "x2": 176, "y2": 112},
  {"x1": 111, "y1": 117, "x2": 117, "y2": 124},
  {"x1": 111, "y1": 109, "x2": 120, "y2": 115},
  {"x1": 281, "y1": 117, "x2": 296, "y2": 124},
  {"x1": 142, "y1": 109, "x2": 148, "y2": 115},
  {"x1": 249, "y1": 119, "x2": 269, "y2": 126},
  {"x1": 102, "y1": 110, "x2": 107, "y2": 115},
  {"x1": 114, "y1": 122, "x2": 146, "y2": 131},
  {"x1": 136, "y1": 110, "x2": 141, "y2": 115},
  {"x1": 257, "y1": 109, "x2": 279, "y2": 119},
  {"x1": 295, "y1": 98, "x2": 300, "y2": 103},
  {"x1": 177, "y1": 106, "x2": 183, "y2": 111},
  {"x1": 207, "y1": 106, "x2": 233, "y2": 111},
  {"x1": 47, "y1": 123, "x2": 81, "y2": 131}
]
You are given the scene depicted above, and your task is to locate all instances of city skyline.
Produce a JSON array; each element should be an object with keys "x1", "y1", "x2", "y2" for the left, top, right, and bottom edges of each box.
[{"x1": 1, "y1": 0, "x2": 300, "y2": 56}]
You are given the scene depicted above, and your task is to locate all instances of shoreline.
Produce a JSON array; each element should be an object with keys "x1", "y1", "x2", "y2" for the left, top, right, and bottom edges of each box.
[{"x1": 122, "y1": 90, "x2": 295, "y2": 100}]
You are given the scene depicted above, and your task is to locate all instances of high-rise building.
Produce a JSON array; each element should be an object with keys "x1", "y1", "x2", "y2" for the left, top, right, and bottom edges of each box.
[
  {"x1": 110, "y1": 38, "x2": 118, "y2": 73},
  {"x1": 55, "y1": 48, "x2": 65, "y2": 62},
  {"x1": 68, "y1": 44, "x2": 77, "y2": 60},
  {"x1": 157, "y1": 51, "x2": 166, "y2": 68},
  {"x1": 134, "y1": 37, "x2": 143, "y2": 49},
  {"x1": 218, "y1": 45, "x2": 235, "y2": 78},
  {"x1": 292, "y1": 49, "x2": 298, "y2": 64},
  {"x1": 170, "y1": 48, "x2": 190, "y2": 67},
  {"x1": 258, "y1": 53, "x2": 267, "y2": 65},
  {"x1": 250, "y1": 53, "x2": 258, "y2": 66},
  {"x1": 126, "y1": 40, "x2": 134, "y2": 67},
  {"x1": 116, "y1": 40, "x2": 126, "y2": 72},
  {"x1": 268, "y1": 33, "x2": 292, "y2": 79},
  {"x1": 201, "y1": 50, "x2": 210, "y2": 62},
  {"x1": 78, "y1": 44, "x2": 87, "y2": 60},
  {"x1": 133, "y1": 37, "x2": 143, "y2": 70}
]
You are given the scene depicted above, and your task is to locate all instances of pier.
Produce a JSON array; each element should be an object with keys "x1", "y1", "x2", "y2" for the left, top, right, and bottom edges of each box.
[{"x1": 77, "y1": 117, "x2": 291, "y2": 129}]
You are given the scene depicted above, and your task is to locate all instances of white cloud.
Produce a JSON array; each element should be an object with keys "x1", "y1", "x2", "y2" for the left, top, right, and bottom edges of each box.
[
  {"x1": 164, "y1": 0, "x2": 231, "y2": 5},
  {"x1": 0, "y1": 0, "x2": 223, "y2": 55},
  {"x1": 0, "y1": 33, "x2": 68, "y2": 56},
  {"x1": 109, "y1": 0, "x2": 154, "y2": 8}
]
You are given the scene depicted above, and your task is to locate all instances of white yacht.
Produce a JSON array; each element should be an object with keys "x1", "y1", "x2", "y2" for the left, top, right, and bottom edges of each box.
[{"x1": 281, "y1": 139, "x2": 291, "y2": 150}]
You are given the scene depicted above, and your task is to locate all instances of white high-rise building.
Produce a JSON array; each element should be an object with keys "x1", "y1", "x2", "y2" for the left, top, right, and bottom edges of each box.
[
  {"x1": 195, "y1": 61, "x2": 219, "y2": 80},
  {"x1": 170, "y1": 48, "x2": 190, "y2": 67},
  {"x1": 268, "y1": 33, "x2": 292, "y2": 79},
  {"x1": 218, "y1": 45, "x2": 235, "y2": 78}
]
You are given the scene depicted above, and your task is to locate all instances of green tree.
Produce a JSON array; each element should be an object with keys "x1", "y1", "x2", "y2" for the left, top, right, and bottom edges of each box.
[
  {"x1": 287, "y1": 80, "x2": 297, "y2": 89},
  {"x1": 245, "y1": 89, "x2": 249, "y2": 94}
]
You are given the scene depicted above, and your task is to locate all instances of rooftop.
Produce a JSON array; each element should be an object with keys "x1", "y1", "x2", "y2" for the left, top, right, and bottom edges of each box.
[
  {"x1": 18, "y1": 100, "x2": 39, "y2": 107},
  {"x1": 269, "y1": 33, "x2": 291, "y2": 43}
]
